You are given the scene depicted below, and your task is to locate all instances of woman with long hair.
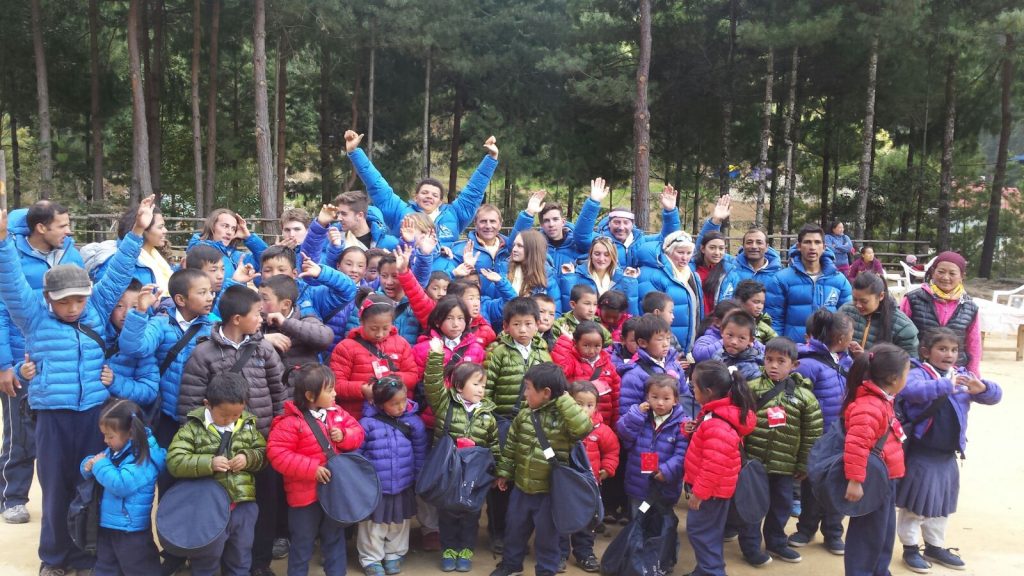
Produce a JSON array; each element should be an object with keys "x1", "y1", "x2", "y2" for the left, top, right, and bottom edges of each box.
[{"x1": 557, "y1": 236, "x2": 639, "y2": 312}]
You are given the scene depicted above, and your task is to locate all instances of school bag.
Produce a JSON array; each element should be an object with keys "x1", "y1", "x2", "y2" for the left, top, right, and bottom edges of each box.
[
  {"x1": 599, "y1": 492, "x2": 677, "y2": 576},
  {"x1": 532, "y1": 411, "x2": 603, "y2": 534},
  {"x1": 415, "y1": 404, "x2": 495, "y2": 513},
  {"x1": 711, "y1": 412, "x2": 770, "y2": 525},
  {"x1": 302, "y1": 409, "x2": 381, "y2": 525},
  {"x1": 68, "y1": 448, "x2": 132, "y2": 555},
  {"x1": 157, "y1": 434, "x2": 233, "y2": 557},
  {"x1": 807, "y1": 419, "x2": 891, "y2": 517}
]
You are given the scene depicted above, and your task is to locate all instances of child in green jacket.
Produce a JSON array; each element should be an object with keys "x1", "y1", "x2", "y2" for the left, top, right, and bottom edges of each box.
[
  {"x1": 491, "y1": 364, "x2": 593, "y2": 576},
  {"x1": 166, "y1": 373, "x2": 266, "y2": 576}
]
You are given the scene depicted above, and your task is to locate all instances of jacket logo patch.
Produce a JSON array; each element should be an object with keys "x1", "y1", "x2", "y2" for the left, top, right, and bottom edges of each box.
[
  {"x1": 824, "y1": 289, "x2": 839, "y2": 308},
  {"x1": 437, "y1": 225, "x2": 454, "y2": 240}
]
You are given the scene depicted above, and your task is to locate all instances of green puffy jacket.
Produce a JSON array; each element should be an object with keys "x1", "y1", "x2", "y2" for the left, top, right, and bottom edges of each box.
[
  {"x1": 166, "y1": 407, "x2": 267, "y2": 503},
  {"x1": 838, "y1": 303, "x2": 919, "y2": 358},
  {"x1": 756, "y1": 313, "x2": 778, "y2": 344},
  {"x1": 550, "y1": 312, "x2": 612, "y2": 346},
  {"x1": 496, "y1": 394, "x2": 593, "y2": 494},
  {"x1": 424, "y1": 350, "x2": 500, "y2": 457},
  {"x1": 744, "y1": 372, "x2": 823, "y2": 475},
  {"x1": 484, "y1": 333, "x2": 552, "y2": 416}
]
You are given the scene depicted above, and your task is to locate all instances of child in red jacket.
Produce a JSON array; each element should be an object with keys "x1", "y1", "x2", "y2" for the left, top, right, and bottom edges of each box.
[
  {"x1": 683, "y1": 360, "x2": 757, "y2": 576},
  {"x1": 550, "y1": 321, "x2": 621, "y2": 427},
  {"x1": 842, "y1": 343, "x2": 910, "y2": 576},
  {"x1": 330, "y1": 294, "x2": 419, "y2": 417},
  {"x1": 267, "y1": 364, "x2": 365, "y2": 576}
]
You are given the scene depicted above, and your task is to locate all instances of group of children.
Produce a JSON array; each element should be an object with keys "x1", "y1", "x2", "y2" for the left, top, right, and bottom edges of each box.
[{"x1": 0, "y1": 181, "x2": 1002, "y2": 576}]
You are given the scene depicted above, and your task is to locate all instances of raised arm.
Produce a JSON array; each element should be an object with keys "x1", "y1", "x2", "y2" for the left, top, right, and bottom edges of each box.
[
  {"x1": 449, "y1": 137, "x2": 500, "y2": 234},
  {"x1": 574, "y1": 179, "x2": 608, "y2": 255},
  {"x1": 657, "y1": 185, "x2": 681, "y2": 239},
  {"x1": 345, "y1": 131, "x2": 408, "y2": 234}
]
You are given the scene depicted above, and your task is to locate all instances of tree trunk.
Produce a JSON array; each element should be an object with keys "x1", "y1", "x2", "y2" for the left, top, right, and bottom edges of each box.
[
  {"x1": 203, "y1": 0, "x2": 220, "y2": 214},
  {"x1": 692, "y1": 162, "x2": 702, "y2": 233},
  {"x1": 767, "y1": 102, "x2": 783, "y2": 237},
  {"x1": 128, "y1": 0, "x2": 152, "y2": 203},
  {"x1": 367, "y1": 24, "x2": 376, "y2": 161},
  {"x1": 900, "y1": 128, "x2": 915, "y2": 240},
  {"x1": 319, "y1": 39, "x2": 333, "y2": 204},
  {"x1": 936, "y1": 54, "x2": 957, "y2": 253},
  {"x1": 630, "y1": 0, "x2": 653, "y2": 231},
  {"x1": 30, "y1": 0, "x2": 53, "y2": 199},
  {"x1": 820, "y1": 97, "x2": 832, "y2": 228},
  {"x1": 343, "y1": 61, "x2": 361, "y2": 193},
  {"x1": 979, "y1": 33, "x2": 1014, "y2": 278},
  {"x1": 190, "y1": 0, "x2": 204, "y2": 215},
  {"x1": 448, "y1": 80, "x2": 463, "y2": 203},
  {"x1": 143, "y1": 0, "x2": 164, "y2": 201},
  {"x1": 274, "y1": 45, "x2": 289, "y2": 211},
  {"x1": 781, "y1": 46, "x2": 799, "y2": 242},
  {"x1": 422, "y1": 48, "x2": 432, "y2": 179},
  {"x1": 89, "y1": 0, "x2": 104, "y2": 202},
  {"x1": 855, "y1": 34, "x2": 879, "y2": 240},
  {"x1": 719, "y1": 0, "x2": 737, "y2": 199},
  {"x1": 10, "y1": 115, "x2": 21, "y2": 207},
  {"x1": 755, "y1": 47, "x2": 774, "y2": 228},
  {"x1": 253, "y1": 0, "x2": 275, "y2": 225}
]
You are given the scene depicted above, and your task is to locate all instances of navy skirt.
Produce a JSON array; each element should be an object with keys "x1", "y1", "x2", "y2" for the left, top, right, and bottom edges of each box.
[
  {"x1": 370, "y1": 486, "x2": 417, "y2": 524},
  {"x1": 895, "y1": 448, "x2": 959, "y2": 518}
]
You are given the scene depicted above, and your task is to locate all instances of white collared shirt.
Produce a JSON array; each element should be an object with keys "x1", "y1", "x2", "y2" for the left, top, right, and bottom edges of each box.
[
  {"x1": 204, "y1": 408, "x2": 235, "y2": 434},
  {"x1": 218, "y1": 327, "x2": 251, "y2": 350},
  {"x1": 513, "y1": 341, "x2": 532, "y2": 361},
  {"x1": 175, "y1": 310, "x2": 198, "y2": 332},
  {"x1": 444, "y1": 336, "x2": 462, "y2": 350}
]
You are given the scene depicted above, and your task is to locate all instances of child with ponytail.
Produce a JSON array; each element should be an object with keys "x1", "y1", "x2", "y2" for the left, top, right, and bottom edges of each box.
[
  {"x1": 80, "y1": 398, "x2": 165, "y2": 575},
  {"x1": 682, "y1": 361, "x2": 757, "y2": 576},
  {"x1": 841, "y1": 343, "x2": 911, "y2": 576}
]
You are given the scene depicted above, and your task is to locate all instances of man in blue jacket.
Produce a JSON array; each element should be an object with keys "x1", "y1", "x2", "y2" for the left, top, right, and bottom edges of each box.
[
  {"x1": 507, "y1": 180, "x2": 606, "y2": 269},
  {"x1": 595, "y1": 184, "x2": 681, "y2": 268},
  {"x1": 765, "y1": 223, "x2": 852, "y2": 341},
  {"x1": 0, "y1": 201, "x2": 84, "y2": 526},
  {"x1": 451, "y1": 204, "x2": 510, "y2": 272},
  {"x1": 344, "y1": 129, "x2": 499, "y2": 246}
]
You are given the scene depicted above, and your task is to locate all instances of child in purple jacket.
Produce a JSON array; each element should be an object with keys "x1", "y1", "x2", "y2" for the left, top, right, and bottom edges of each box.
[{"x1": 618, "y1": 315, "x2": 688, "y2": 417}]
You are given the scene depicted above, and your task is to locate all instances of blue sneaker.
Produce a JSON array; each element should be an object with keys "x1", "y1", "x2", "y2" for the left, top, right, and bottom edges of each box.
[
  {"x1": 903, "y1": 545, "x2": 932, "y2": 574},
  {"x1": 383, "y1": 557, "x2": 403, "y2": 575},
  {"x1": 923, "y1": 544, "x2": 965, "y2": 570},
  {"x1": 455, "y1": 549, "x2": 473, "y2": 572},
  {"x1": 441, "y1": 549, "x2": 458, "y2": 572},
  {"x1": 363, "y1": 563, "x2": 385, "y2": 576}
]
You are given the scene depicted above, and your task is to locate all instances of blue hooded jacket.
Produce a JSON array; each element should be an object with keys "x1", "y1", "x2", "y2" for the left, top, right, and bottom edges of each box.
[
  {"x1": 358, "y1": 400, "x2": 428, "y2": 495},
  {"x1": 619, "y1": 348, "x2": 687, "y2": 418},
  {"x1": 186, "y1": 232, "x2": 267, "y2": 280},
  {"x1": 596, "y1": 205, "x2": 680, "y2": 268},
  {"x1": 301, "y1": 206, "x2": 401, "y2": 269},
  {"x1": 794, "y1": 339, "x2": 850, "y2": 428},
  {"x1": 480, "y1": 259, "x2": 562, "y2": 327},
  {"x1": 616, "y1": 403, "x2": 690, "y2": 502},
  {"x1": 507, "y1": 196, "x2": 603, "y2": 269},
  {"x1": 80, "y1": 431, "x2": 165, "y2": 532},
  {"x1": 765, "y1": 246, "x2": 852, "y2": 342},
  {"x1": 556, "y1": 264, "x2": 639, "y2": 314},
  {"x1": 636, "y1": 249, "x2": 704, "y2": 354},
  {"x1": 450, "y1": 231, "x2": 511, "y2": 273}
]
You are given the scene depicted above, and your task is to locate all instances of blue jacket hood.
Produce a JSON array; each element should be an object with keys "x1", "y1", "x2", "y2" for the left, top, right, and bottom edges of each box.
[{"x1": 785, "y1": 245, "x2": 839, "y2": 277}]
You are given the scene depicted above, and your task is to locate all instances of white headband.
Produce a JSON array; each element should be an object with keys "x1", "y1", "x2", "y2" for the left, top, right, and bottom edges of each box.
[
  {"x1": 662, "y1": 231, "x2": 695, "y2": 251},
  {"x1": 608, "y1": 209, "x2": 635, "y2": 221}
]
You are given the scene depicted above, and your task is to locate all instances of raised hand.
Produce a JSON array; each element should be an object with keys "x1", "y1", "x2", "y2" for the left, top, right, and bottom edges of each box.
[
  {"x1": 417, "y1": 232, "x2": 438, "y2": 255},
  {"x1": 100, "y1": 365, "x2": 114, "y2": 387},
  {"x1": 136, "y1": 284, "x2": 159, "y2": 313},
  {"x1": 264, "y1": 312, "x2": 286, "y2": 327},
  {"x1": 526, "y1": 189, "x2": 547, "y2": 217},
  {"x1": 439, "y1": 246, "x2": 454, "y2": 260},
  {"x1": 327, "y1": 227, "x2": 343, "y2": 247},
  {"x1": 710, "y1": 194, "x2": 731, "y2": 224},
  {"x1": 660, "y1": 184, "x2": 679, "y2": 211},
  {"x1": 232, "y1": 262, "x2": 260, "y2": 284},
  {"x1": 400, "y1": 217, "x2": 418, "y2": 244},
  {"x1": 132, "y1": 195, "x2": 157, "y2": 235},
  {"x1": 462, "y1": 243, "x2": 479, "y2": 269},
  {"x1": 344, "y1": 130, "x2": 364, "y2": 154},
  {"x1": 234, "y1": 215, "x2": 252, "y2": 240},
  {"x1": 590, "y1": 178, "x2": 609, "y2": 203},
  {"x1": 483, "y1": 136, "x2": 499, "y2": 159},
  {"x1": 451, "y1": 263, "x2": 474, "y2": 278},
  {"x1": 394, "y1": 245, "x2": 412, "y2": 275},
  {"x1": 298, "y1": 256, "x2": 323, "y2": 280},
  {"x1": 318, "y1": 203, "x2": 339, "y2": 226},
  {"x1": 478, "y1": 268, "x2": 501, "y2": 283}
]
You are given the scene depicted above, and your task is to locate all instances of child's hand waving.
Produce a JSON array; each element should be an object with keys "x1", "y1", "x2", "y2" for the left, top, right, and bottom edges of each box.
[
  {"x1": 957, "y1": 374, "x2": 987, "y2": 395},
  {"x1": 394, "y1": 245, "x2": 412, "y2": 275},
  {"x1": 478, "y1": 268, "x2": 501, "y2": 283},
  {"x1": 298, "y1": 255, "x2": 322, "y2": 280}
]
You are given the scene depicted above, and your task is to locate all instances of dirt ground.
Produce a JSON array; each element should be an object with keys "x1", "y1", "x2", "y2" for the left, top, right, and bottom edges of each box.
[{"x1": 1, "y1": 336, "x2": 1021, "y2": 576}]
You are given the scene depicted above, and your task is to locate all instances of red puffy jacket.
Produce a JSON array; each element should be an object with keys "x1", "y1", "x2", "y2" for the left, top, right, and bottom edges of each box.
[
  {"x1": 267, "y1": 401, "x2": 365, "y2": 507},
  {"x1": 683, "y1": 397, "x2": 757, "y2": 500},
  {"x1": 330, "y1": 327, "x2": 419, "y2": 417},
  {"x1": 550, "y1": 335, "x2": 621, "y2": 426},
  {"x1": 583, "y1": 413, "x2": 620, "y2": 484},
  {"x1": 843, "y1": 380, "x2": 906, "y2": 481}
]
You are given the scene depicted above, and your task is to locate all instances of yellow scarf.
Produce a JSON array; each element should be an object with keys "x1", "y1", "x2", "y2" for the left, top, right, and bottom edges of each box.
[
  {"x1": 139, "y1": 246, "x2": 174, "y2": 297},
  {"x1": 930, "y1": 282, "x2": 964, "y2": 302}
]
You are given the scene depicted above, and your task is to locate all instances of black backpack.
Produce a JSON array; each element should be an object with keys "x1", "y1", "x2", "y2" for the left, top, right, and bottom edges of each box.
[{"x1": 68, "y1": 449, "x2": 131, "y2": 555}]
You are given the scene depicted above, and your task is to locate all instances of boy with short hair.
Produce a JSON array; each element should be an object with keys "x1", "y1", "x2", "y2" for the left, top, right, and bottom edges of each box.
[
  {"x1": 642, "y1": 290, "x2": 687, "y2": 356},
  {"x1": 258, "y1": 245, "x2": 358, "y2": 322},
  {"x1": 551, "y1": 284, "x2": 612, "y2": 345},
  {"x1": 618, "y1": 314, "x2": 690, "y2": 417},
  {"x1": 99, "y1": 279, "x2": 160, "y2": 407},
  {"x1": 532, "y1": 294, "x2": 558, "y2": 351},
  {"x1": 259, "y1": 275, "x2": 333, "y2": 366},
  {"x1": 166, "y1": 372, "x2": 267, "y2": 576}
]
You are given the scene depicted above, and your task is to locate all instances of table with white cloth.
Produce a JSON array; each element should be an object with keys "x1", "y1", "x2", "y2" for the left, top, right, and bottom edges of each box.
[{"x1": 976, "y1": 298, "x2": 1024, "y2": 361}]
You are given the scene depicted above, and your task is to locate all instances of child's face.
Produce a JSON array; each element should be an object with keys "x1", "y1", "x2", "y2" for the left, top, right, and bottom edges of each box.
[
  {"x1": 830, "y1": 329, "x2": 853, "y2": 353},
  {"x1": 233, "y1": 302, "x2": 264, "y2": 336},
  {"x1": 692, "y1": 382, "x2": 711, "y2": 405},
  {"x1": 923, "y1": 339, "x2": 958, "y2": 371},
  {"x1": 110, "y1": 289, "x2": 141, "y2": 331},
  {"x1": 504, "y1": 313, "x2": 539, "y2": 346},
  {"x1": 598, "y1": 307, "x2": 623, "y2": 329},
  {"x1": 883, "y1": 362, "x2": 911, "y2": 396},
  {"x1": 309, "y1": 383, "x2": 337, "y2": 410},
  {"x1": 654, "y1": 305, "x2": 675, "y2": 325},
  {"x1": 200, "y1": 260, "x2": 225, "y2": 293},
  {"x1": 536, "y1": 301, "x2": 556, "y2": 332},
  {"x1": 46, "y1": 294, "x2": 88, "y2": 323},
  {"x1": 179, "y1": 277, "x2": 215, "y2": 317},
  {"x1": 571, "y1": 294, "x2": 598, "y2": 322},
  {"x1": 640, "y1": 330, "x2": 672, "y2": 360},
  {"x1": 458, "y1": 372, "x2": 487, "y2": 404},
  {"x1": 361, "y1": 312, "x2": 394, "y2": 343},
  {"x1": 523, "y1": 379, "x2": 551, "y2": 410},
  {"x1": 441, "y1": 307, "x2": 467, "y2": 339},
  {"x1": 647, "y1": 384, "x2": 678, "y2": 416},
  {"x1": 262, "y1": 257, "x2": 297, "y2": 281},
  {"x1": 381, "y1": 388, "x2": 408, "y2": 418},
  {"x1": 338, "y1": 252, "x2": 367, "y2": 284},
  {"x1": 575, "y1": 332, "x2": 604, "y2": 361},
  {"x1": 427, "y1": 279, "x2": 449, "y2": 302},
  {"x1": 206, "y1": 401, "x2": 245, "y2": 427},
  {"x1": 462, "y1": 287, "x2": 482, "y2": 318},
  {"x1": 741, "y1": 292, "x2": 765, "y2": 317},
  {"x1": 764, "y1": 350, "x2": 797, "y2": 383},
  {"x1": 379, "y1": 263, "x2": 403, "y2": 300},
  {"x1": 100, "y1": 422, "x2": 130, "y2": 453},
  {"x1": 259, "y1": 287, "x2": 288, "y2": 316},
  {"x1": 623, "y1": 330, "x2": 639, "y2": 355},
  {"x1": 574, "y1": 391, "x2": 598, "y2": 418},
  {"x1": 364, "y1": 256, "x2": 382, "y2": 284},
  {"x1": 721, "y1": 322, "x2": 753, "y2": 356}
]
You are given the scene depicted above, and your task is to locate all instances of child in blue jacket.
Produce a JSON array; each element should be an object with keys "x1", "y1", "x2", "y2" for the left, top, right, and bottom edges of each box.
[
  {"x1": 80, "y1": 399, "x2": 165, "y2": 575},
  {"x1": 618, "y1": 315, "x2": 689, "y2": 417}
]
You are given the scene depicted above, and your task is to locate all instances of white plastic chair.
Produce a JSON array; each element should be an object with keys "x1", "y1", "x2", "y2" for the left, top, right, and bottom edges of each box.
[{"x1": 992, "y1": 284, "x2": 1024, "y2": 307}]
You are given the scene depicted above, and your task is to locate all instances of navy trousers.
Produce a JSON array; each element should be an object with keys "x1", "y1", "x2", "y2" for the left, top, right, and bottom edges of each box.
[
  {"x1": 93, "y1": 527, "x2": 162, "y2": 576},
  {"x1": 189, "y1": 501, "x2": 258, "y2": 576},
  {"x1": 288, "y1": 503, "x2": 346, "y2": 576},
  {"x1": 559, "y1": 529, "x2": 596, "y2": 562},
  {"x1": 686, "y1": 497, "x2": 730, "y2": 576},
  {"x1": 439, "y1": 508, "x2": 481, "y2": 552},
  {"x1": 500, "y1": 488, "x2": 561, "y2": 576},
  {"x1": 845, "y1": 483, "x2": 897, "y2": 576},
  {"x1": 795, "y1": 477, "x2": 845, "y2": 541},
  {"x1": 487, "y1": 485, "x2": 510, "y2": 540},
  {"x1": 738, "y1": 473, "x2": 794, "y2": 556},
  {"x1": 251, "y1": 465, "x2": 282, "y2": 569},
  {"x1": 37, "y1": 408, "x2": 105, "y2": 570},
  {"x1": 0, "y1": 383, "x2": 35, "y2": 511}
]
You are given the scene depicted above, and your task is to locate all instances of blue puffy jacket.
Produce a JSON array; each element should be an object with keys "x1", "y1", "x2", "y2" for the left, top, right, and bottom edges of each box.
[
  {"x1": 118, "y1": 308, "x2": 213, "y2": 420},
  {"x1": 794, "y1": 339, "x2": 850, "y2": 428},
  {"x1": 83, "y1": 239, "x2": 170, "y2": 293},
  {"x1": 712, "y1": 345, "x2": 763, "y2": 382},
  {"x1": 0, "y1": 232, "x2": 142, "y2": 411},
  {"x1": 348, "y1": 148, "x2": 498, "y2": 246},
  {"x1": 765, "y1": 246, "x2": 852, "y2": 341},
  {"x1": 480, "y1": 259, "x2": 562, "y2": 326},
  {"x1": 619, "y1": 348, "x2": 687, "y2": 418},
  {"x1": 186, "y1": 233, "x2": 267, "y2": 279},
  {"x1": 80, "y1": 431, "x2": 165, "y2": 532},
  {"x1": 301, "y1": 207, "x2": 400, "y2": 269},
  {"x1": 451, "y1": 231, "x2": 511, "y2": 273},
  {"x1": 104, "y1": 328, "x2": 159, "y2": 407},
  {"x1": 358, "y1": 401, "x2": 428, "y2": 496},
  {"x1": 718, "y1": 248, "x2": 782, "y2": 302},
  {"x1": 507, "y1": 197, "x2": 602, "y2": 270},
  {"x1": 292, "y1": 265, "x2": 358, "y2": 322},
  {"x1": 596, "y1": 206, "x2": 680, "y2": 268},
  {"x1": 617, "y1": 403, "x2": 690, "y2": 502},
  {"x1": 393, "y1": 297, "x2": 423, "y2": 347},
  {"x1": 636, "y1": 249, "x2": 704, "y2": 353},
  {"x1": 556, "y1": 265, "x2": 639, "y2": 314}
]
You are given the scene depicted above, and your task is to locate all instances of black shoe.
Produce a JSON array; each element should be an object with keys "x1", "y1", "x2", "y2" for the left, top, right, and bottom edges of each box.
[
  {"x1": 825, "y1": 537, "x2": 845, "y2": 555},
  {"x1": 489, "y1": 536, "x2": 504, "y2": 554},
  {"x1": 923, "y1": 544, "x2": 965, "y2": 570},
  {"x1": 768, "y1": 546, "x2": 802, "y2": 563},
  {"x1": 903, "y1": 545, "x2": 933, "y2": 574},
  {"x1": 272, "y1": 537, "x2": 289, "y2": 559},
  {"x1": 577, "y1": 556, "x2": 600, "y2": 573},
  {"x1": 787, "y1": 532, "x2": 811, "y2": 547},
  {"x1": 160, "y1": 555, "x2": 187, "y2": 576},
  {"x1": 593, "y1": 522, "x2": 606, "y2": 534},
  {"x1": 488, "y1": 567, "x2": 523, "y2": 576}
]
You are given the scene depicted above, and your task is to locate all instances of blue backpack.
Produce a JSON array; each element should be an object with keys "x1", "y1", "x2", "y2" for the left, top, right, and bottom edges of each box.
[
  {"x1": 600, "y1": 495, "x2": 677, "y2": 576},
  {"x1": 531, "y1": 412, "x2": 603, "y2": 534}
]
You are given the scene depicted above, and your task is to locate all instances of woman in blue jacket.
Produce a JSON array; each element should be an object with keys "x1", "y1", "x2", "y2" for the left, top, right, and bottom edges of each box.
[
  {"x1": 187, "y1": 208, "x2": 268, "y2": 281},
  {"x1": 557, "y1": 236, "x2": 639, "y2": 312},
  {"x1": 636, "y1": 231, "x2": 704, "y2": 355},
  {"x1": 480, "y1": 230, "x2": 561, "y2": 327},
  {"x1": 825, "y1": 220, "x2": 855, "y2": 277}
]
